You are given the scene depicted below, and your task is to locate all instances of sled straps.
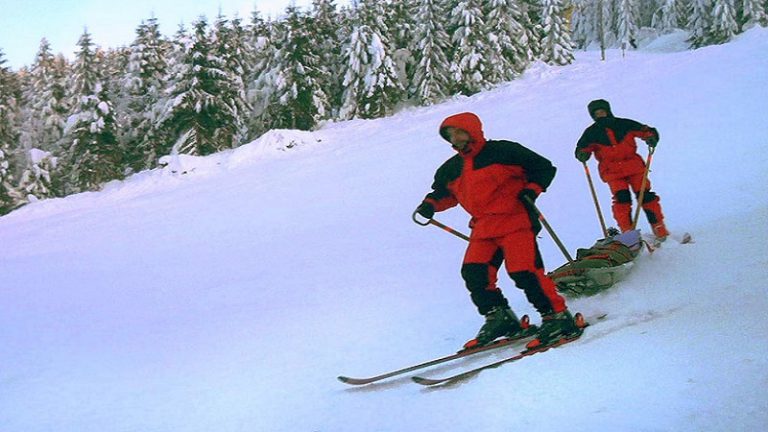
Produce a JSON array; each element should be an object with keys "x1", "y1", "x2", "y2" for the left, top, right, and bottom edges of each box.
[
  {"x1": 583, "y1": 162, "x2": 608, "y2": 237},
  {"x1": 632, "y1": 146, "x2": 655, "y2": 229},
  {"x1": 523, "y1": 196, "x2": 574, "y2": 263},
  {"x1": 412, "y1": 211, "x2": 470, "y2": 241}
]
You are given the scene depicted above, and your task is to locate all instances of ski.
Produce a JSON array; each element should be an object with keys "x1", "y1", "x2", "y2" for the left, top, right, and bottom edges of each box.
[
  {"x1": 337, "y1": 331, "x2": 533, "y2": 386},
  {"x1": 411, "y1": 334, "x2": 582, "y2": 386},
  {"x1": 411, "y1": 312, "x2": 591, "y2": 386}
]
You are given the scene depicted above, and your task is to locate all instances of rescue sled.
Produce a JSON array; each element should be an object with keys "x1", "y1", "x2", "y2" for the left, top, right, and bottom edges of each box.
[{"x1": 548, "y1": 229, "x2": 643, "y2": 297}]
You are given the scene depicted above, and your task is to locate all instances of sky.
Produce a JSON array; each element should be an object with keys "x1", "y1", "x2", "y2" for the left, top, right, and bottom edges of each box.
[
  {"x1": 1, "y1": 27, "x2": 767, "y2": 432},
  {"x1": 0, "y1": 0, "x2": 350, "y2": 70}
]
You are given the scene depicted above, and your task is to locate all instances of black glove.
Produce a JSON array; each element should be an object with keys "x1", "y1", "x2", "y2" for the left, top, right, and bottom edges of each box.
[
  {"x1": 415, "y1": 202, "x2": 435, "y2": 219},
  {"x1": 518, "y1": 188, "x2": 538, "y2": 204},
  {"x1": 575, "y1": 150, "x2": 590, "y2": 162},
  {"x1": 644, "y1": 127, "x2": 659, "y2": 147}
]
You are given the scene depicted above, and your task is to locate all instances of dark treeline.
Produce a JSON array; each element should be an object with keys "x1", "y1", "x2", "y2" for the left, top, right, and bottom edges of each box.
[{"x1": 0, "y1": 0, "x2": 765, "y2": 215}]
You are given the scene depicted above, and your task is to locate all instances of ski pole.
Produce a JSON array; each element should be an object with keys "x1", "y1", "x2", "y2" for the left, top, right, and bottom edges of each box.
[
  {"x1": 523, "y1": 196, "x2": 574, "y2": 263},
  {"x1": 583, "y1": 162, "x2": 608, "y2": 237},
  {"x1": 413, "y1": 204, "x2": 573, "y2": 264},
  {"x1": 632, "y1": 146, "x2": 655, "y2": 229},
  {"x1": 412, "y1": 211, "x2": 470, "y2": 241}
]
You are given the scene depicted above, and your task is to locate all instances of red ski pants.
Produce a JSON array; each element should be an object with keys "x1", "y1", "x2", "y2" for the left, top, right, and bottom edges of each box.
[
  {"x1": 460, "y1": 228, "x2": 566, "y2": 316},
  {"x1": 608, "y1": 174, "x2": 665, "y2": 232}
]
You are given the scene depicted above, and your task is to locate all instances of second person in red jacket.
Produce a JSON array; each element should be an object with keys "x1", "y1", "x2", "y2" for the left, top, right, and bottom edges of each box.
[
  {"x1": 575, "y1": 99, "x2": 669, "y2": 239},
  {"x1": 415, "y1": 112, "x2": 580, "y2": 350}
]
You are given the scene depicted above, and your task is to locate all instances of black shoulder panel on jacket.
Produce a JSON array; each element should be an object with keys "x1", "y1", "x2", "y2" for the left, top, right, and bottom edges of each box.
[
  {"x1": 476, "y1": 140, "x2": 556, "y2": 191},
  {"x1": 577, "y1": 117, "x2": 649, "y2": 148},
  {"x1": 428, "y1": 154, "x2": 464, "y2": 201}
]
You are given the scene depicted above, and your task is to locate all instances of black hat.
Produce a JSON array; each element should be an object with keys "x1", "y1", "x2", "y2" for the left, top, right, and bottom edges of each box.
[{"x1": 588, "y1": 99, "x2": 612, "y2": 120}]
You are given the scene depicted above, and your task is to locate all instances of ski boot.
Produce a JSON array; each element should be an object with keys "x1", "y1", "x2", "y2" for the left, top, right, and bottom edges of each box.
[
  {"x1": 463, "y1": 306, "x2": 536, "y2": 350},
  {"x1": 651, "y1": 222, "x2": 669, "y2": 242},
  {"x1": 525, "y1": 310, "x2": 584, "y2": 350}
]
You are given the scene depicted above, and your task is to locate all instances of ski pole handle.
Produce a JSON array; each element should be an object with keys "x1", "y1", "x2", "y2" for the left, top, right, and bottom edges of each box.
[{"x1": 412, "y1": 210, "x2": 431, "y2": 226}]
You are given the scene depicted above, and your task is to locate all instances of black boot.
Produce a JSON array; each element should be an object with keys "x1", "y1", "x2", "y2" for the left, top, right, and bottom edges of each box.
[
  {"x1": 463, "y1": 306, "x2": 533, "y2": 349},
  {"x1": 526, "y1": 310, "x2": 583, "y2": 349}
]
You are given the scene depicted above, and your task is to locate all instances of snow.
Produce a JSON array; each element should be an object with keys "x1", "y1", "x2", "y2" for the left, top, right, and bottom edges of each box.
[
  {"x1": 1, "y1": 27, "x2": 768, "y2": 432},
  {"x1": 97, "y1": 101, "x2": 110, "y2": 115},
  {"x1": 28, "y1": 148, "x2": 53, "y2": 165}
]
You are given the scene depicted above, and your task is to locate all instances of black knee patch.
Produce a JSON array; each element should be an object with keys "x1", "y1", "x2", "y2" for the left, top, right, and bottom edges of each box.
[
  {"x1": 640, "y1": 191, "x2": 657, "y2": 203},
  {"x1": 461, "y1": 263, "x2": 490, "y2": 292},
  {"x1": 508, "y1": 271, "x2": 538, "y2": 289},
  {"x1": 508, "y1": 270, "x2": 553, "y2": 314},
  {"x1": 644, "y1": 208, "x2": 659, "y2": 224},
  {"x1": 614, "y1": 189, "x2": 632, "y2": 203},
  {"x1": 463, "y1": 263, "x2": 507, "y2": 314}
]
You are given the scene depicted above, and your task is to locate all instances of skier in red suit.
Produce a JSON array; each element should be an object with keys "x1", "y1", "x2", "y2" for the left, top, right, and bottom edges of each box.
[
  {"x1": 415, "y1": 112, "x2": 580, "y2": 349},
  {"x1": 575, "y1": 99, "x2": 669, "y2": 239}
]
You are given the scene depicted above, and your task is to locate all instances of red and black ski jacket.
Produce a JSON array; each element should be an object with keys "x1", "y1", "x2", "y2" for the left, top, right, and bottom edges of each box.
[
  {"x1": 424, "y1": 112, "x2": 556, "y2": 239},
  {"x1": 576, "y1": 117, "x2": 659, "y2": 182}
]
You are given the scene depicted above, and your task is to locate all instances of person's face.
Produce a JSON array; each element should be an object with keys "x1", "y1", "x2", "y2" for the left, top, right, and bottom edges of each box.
[
  {"x1": 445, "y1": 127, "x2": 472, "y2": 151},
  {"x1": 593, "y1": 109, "x2": 609, "y2": 119}
]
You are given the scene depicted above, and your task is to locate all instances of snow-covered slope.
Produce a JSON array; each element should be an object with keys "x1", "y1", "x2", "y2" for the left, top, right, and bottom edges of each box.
[{"x1": 1, "y1": 28, "x2": 767, "y2": 432}]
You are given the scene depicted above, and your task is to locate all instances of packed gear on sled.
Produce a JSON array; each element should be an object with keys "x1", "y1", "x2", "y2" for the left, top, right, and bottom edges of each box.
[{"x1": 548, "y1": 229, "x2": 643, "y2": 296}]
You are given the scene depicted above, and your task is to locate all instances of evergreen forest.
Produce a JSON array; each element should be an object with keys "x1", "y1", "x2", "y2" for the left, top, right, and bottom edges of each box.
[{"x1": 0, "y1": 0, "x2": 765, "y2": 215}]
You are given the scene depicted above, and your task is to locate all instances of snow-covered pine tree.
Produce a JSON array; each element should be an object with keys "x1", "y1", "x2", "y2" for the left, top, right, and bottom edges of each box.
[
  {"x1": 447, "y1": 0, "x2": 493, "y2": 95},
  {"x1": 739, "y1": 0, "x2": 768, "y2": 28},
  {"x1": 60, "y1": 30, "x2": 122, "y2": 193},
  {"x1": 384, "y1": 0, "x2": 416, "y2": 92},
  {"x1": 0, "y1": 49, "x2": 21, "y2": 214},
  {"x1": 360, "y1": 0, "x2": 405, "y2": 118},
  {"x1": 17, "y1": 148, "x2": 59, "y2": 201},
  {"x1": 19, "y1": 39, "x2": 69, "y2": 156},
  {"x1": 339, "y1": 0, "x2": 404, "y2": 119},
  {"x1": 100, "y1": 46, "x2": 130, "y2": 112},
  {"x1": 540, "y1": 0, "x2": 575, "y2": 65},
  {"x1": 410, "y1": 0, "x2": 452, "y2": 105},
  {"x1": 0, "y1": 145, "x2": 17, "y2": 215},
  {"x1": 211, "y1": 13, "x2": 251, "y2": 144},
  {"x1": 709, "y1": 0, "x2": 739, "y2": 44},
  {"x1": 261, "y1": 5, "x2": 330, "y2": 130},
  {"x1": 519, "y1": 0, "x2": 544, "y2": 58},
  {"x1": 617, "y1": 0, "x2": 639, "y2": 54},
  {"x1": 120, "y1": 17, "x2": 168, "y2": 172},
  {"x1": 654, "y1": 0, "x2": 686, "y2": 32},
  {"x1": 595, "y1": 0, "x2": 616, "y2": 56},
  {"x1": 159, "y1": 17, "x2": 241, "y2": 156},
  {"x1": 385, "y1": 0, "x2": 416, "y2": 52},
  {"x1": 634, "y1": 0, "x2": 660, "y2": 28},
  {"x1": 245, "y1": 11, "x2": 278, "y2": 137},
  {"x1": 311, "y1": 0, "x2": 344, "y2": 115},
  {"x1": 484, "y1": 0, "x2": 533, "y2": 80},
  {"x1": 571, "y1": 0, "x2": 596, "y2": 49},
  {"x1": 689, "y1": 0, "x2": 713, "y2": 48},
  {"x1": 338, "y1": 23, "x2": 369, "y2": 119}
]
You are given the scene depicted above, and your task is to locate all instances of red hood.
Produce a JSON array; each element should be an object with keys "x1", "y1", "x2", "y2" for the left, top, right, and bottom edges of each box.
[{"x1": 439, "y1": 112, "x2": 487, "y2": 156}]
